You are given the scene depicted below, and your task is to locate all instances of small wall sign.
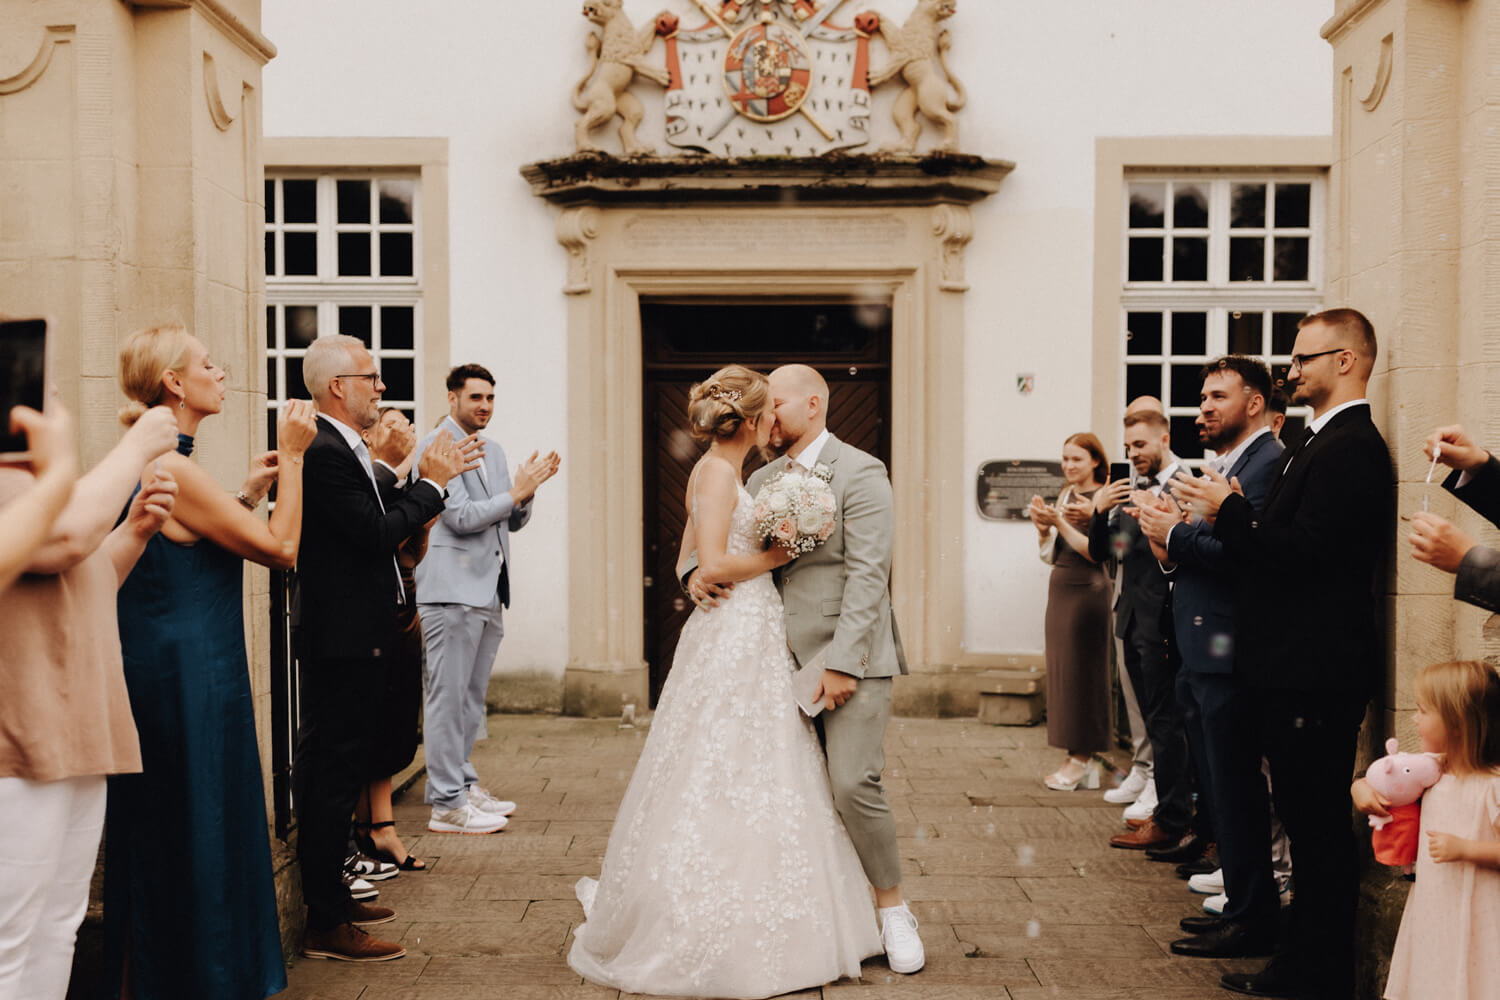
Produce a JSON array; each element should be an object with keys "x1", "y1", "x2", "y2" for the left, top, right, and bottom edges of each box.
[{"x1": 977, "y1": 459, "x2": 1066, "y2": 521}]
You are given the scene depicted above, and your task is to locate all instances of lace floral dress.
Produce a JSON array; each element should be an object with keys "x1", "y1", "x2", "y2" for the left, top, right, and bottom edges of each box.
[{"x1": 569, "y1": 485, "x2": 881, "y2": 998}]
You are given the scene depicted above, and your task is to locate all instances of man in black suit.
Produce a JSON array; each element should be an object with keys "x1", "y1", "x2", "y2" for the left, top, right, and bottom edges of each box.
[
  {"x1": 1410, "y1": 424, "x2": 1500, "y2": 612},
  {"x1": 292, "y1": 334, "x2": 470, "y2": 962},
  {"x1": 1137, "y1": 357, "x2": 1285, "y2": 959},
  {"x1": 1176, "y1": 308, "x2": 1394, "y2": 999},
  {"x1": 1089, "y1": 409, "x2": 1194, "y2": 851}
]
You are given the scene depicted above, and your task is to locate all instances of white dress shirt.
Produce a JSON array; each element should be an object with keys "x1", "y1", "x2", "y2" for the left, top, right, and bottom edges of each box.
[{"x1": 788, "y1": 427, "x2": 832, "y2": 471}]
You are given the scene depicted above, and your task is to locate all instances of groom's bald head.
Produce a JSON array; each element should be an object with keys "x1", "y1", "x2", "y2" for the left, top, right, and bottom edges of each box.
[{"x1": 766, "y1": 365, "x2": 830, "y2": 456}]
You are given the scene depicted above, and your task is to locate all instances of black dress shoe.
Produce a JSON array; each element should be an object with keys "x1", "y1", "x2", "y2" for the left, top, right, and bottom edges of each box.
[
  {"x1": 1175, "y1": 852, "x2": 1218, "y2": 879},
  {"x1": 1179, "y1": 914, "x2": 1226, "y2": 934},
  {"x1": 1169, "y1": 922, "x2": 1275, "y2": 958},
  {"x1": 1146, "y1": 832, "x2": 1213, "y2": 863},
  {"x1": 1220, "y1": 962, "x2": 1302, "y2": 997}
]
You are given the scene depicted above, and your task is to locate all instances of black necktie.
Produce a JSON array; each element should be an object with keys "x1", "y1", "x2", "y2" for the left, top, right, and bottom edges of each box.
[{"x1": 1282, "y1": 427, "x2": 1317, "y2": 473}]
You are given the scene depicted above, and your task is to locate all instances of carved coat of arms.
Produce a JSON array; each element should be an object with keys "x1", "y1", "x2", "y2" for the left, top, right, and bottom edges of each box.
[{"x1": 662, "y1": 0, "x2": 874, "y2": 156}]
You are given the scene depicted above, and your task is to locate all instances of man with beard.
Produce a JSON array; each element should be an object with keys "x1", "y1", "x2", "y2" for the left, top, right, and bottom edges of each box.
[
  {"x1": 1136, "y1": 356, "x2": 1284, "y2": 959},
  {"x1": 1174, "y1": 309, "x2": 1393, "y2": 999}
]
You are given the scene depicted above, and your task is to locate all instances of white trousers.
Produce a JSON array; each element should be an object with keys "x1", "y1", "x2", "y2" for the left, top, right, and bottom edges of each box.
[{"x1": 0, "y1": 775, "x2": 107, "y2": 1000}]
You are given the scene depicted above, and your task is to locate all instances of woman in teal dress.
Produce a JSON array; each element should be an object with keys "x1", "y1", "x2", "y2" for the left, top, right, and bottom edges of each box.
[{"x1": 105, "y1": 324, "x2": 319, "y2": 999}]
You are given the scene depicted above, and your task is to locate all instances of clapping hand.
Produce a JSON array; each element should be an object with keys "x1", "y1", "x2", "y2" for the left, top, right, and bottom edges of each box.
[
  {"x1": 1409, "y1": 511, "x2": 1476, "y2": 574},
  {"x1": 366, "y1": 414, "x2": 417, "y2": 469},
  {"x1": 511, "y1": 450, "x2": 561, "y2": 504},
  {"x1": 1170, "y1": 466, "x2": 1242, "y2": 522},
  {"x1": 1062, "y1": 495, "x2": 1093, "y2": 529},
  {"x1": 126, "y1": 463, "x2": 178, "y2": 539},
  {"x1": 1133, "y1": 492, "x2": 1186, "y2": 548},
  {"x1": 1425, "y1": 425, "x2": 1489, "y2": 473},
  {"x1": 417, "y1": 430, "x2": 468, "y2": 487},
  {"x1": 1027, "y1": 494, "x2": 1059, "y2": 530}
]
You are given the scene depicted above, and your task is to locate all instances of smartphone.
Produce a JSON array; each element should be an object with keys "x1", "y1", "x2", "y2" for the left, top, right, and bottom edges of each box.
[
  {"x1": 0, "y1": 318, "x2": 50, "y2": 461},
  {"x1": 1109, "y1": 461, "x2": 1131, "y2": 483}
]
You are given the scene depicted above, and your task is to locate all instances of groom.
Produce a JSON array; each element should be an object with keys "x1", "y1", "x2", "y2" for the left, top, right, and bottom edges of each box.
[{"x1": 686, "y1": 364, "x2": 925, "y2": 975}]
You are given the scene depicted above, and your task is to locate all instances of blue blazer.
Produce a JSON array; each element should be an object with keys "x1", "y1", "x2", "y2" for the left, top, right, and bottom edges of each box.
[
  {"x1": 412, "y1": 416, "x2": 533, "y2": 609},
  {"x1": 1164, "y1": 430, "x2": 1284, "y2": 674}
]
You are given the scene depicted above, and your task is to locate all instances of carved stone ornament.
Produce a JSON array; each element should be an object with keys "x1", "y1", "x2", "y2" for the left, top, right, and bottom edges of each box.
[
  {"x1": 570, "y1": 0, "x2": 966, "y2": 159},
  {"x1": 931, "y1": 203, "x2": 972, "y2": 291},
  {"x1": 556, "y1": 206, "x2": 602, "y2": 294}
]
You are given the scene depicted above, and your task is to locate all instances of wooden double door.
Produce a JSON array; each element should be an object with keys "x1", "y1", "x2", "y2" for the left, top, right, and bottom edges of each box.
[{"x1": 641, "y1": 299, "x2": 892, "y2": 705}]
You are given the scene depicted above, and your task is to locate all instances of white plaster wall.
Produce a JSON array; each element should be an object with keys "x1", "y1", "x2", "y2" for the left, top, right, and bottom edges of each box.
[{"x1": 261, "y1": 0, "x2": 1333, "y2": 673}]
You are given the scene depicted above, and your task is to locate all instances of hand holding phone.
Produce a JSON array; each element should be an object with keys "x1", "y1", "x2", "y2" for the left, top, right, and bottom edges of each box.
[{"x1": 8, "y1": 404, "x2": 77, "y2": 485}]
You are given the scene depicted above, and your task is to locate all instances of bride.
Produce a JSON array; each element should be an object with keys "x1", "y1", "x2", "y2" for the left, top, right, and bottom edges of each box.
[{"x1": 568, "y1": 365, "x2": 882, "y2": 998}]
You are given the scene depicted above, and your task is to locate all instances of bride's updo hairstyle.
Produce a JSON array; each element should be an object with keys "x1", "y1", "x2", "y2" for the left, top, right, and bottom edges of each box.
[
  {"x1": 118, "y1": 323, "x2": 192, "y2": 426},
  {"x1": 686, "y1": 365, "x2": 768, "y2": 443}
]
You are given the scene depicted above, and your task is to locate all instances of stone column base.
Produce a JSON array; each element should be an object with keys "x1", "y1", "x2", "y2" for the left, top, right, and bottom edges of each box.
[{"x1": 563, "y1": 664, "x2": 651, "y2": 718}]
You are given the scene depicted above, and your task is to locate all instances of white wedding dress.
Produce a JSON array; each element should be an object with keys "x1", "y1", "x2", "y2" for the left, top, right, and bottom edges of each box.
[{"x1": 568, "y1": 485, "x2": 881, "y2": 998}]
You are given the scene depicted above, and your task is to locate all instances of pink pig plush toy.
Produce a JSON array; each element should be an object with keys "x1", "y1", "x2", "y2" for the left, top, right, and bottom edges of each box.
[{"x1": 1364, "y1": 737, "x2": 1443, "y2": 872}]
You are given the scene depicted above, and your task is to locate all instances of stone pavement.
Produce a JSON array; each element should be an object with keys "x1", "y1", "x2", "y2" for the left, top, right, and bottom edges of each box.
[{"x1": 277, "y1": 715, "x2": 1263, "y2": 1000}]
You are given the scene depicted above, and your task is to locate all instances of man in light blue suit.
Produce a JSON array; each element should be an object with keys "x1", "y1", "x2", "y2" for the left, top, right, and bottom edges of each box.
[{"x1": 415, "y1": 364, "x2": 560, "y2": 834}]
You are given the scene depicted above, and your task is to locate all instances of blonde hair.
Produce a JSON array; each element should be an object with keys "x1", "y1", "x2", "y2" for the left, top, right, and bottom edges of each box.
[
  {"x1": 118, "y1": 323, "x2": 192, "y2": 425},
  {"x1": 1413, "y1": 660, "x2": 1500, "y2": 776},
  {"x1": 686, "y1": 365, "x2": 769, "y2": 443}
]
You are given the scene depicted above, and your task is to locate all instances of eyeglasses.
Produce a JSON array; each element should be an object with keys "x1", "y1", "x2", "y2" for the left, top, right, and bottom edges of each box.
[
  {"x1": 1287, "y1": 348, "x2": 1347, "y2": 371},
  {"x1": 335, "y1": 372, "x2": 381, "y2": 386}
]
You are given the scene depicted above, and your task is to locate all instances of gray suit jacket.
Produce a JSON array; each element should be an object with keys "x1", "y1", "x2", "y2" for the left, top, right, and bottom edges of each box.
[
  {"x1": 1447, "y1": 457, "x2": 1500, "y2": 613},
  {"x1": 413, "y1": 415, "x2": 532, "y2": 608},
  {"x1": 746, "y1": 434, "x2": 907, "y2": 679}
]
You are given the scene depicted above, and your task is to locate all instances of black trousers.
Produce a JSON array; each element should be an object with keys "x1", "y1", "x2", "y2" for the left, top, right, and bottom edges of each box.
[
  {"x1": 293, "y1": 655, "x2": 388, "y2": 932},
  {"x1": 1256, "y1": 688, "x2": 1365, "y2": 999},
  {"x1": 1119, "y1": 617, "x2": 1194, "y2": 835},
  {"x1": 1179, "y1": 669, "x2": 1277, "y2": 927}
]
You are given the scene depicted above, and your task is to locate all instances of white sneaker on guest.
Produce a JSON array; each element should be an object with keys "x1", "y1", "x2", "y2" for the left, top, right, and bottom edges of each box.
[
  {"x1": 1188, "y1": 868, "x2": 1225, "y2": 895},
  {"x1": 429, "y1": 802, "x2": 508, "y2": 834},
  {"x1": 1203, "y1": 892, "x2": 1227, "y2": 915},
  {"x1": 467, "y1": 785, "x2": 517, "y2": 816},
  {"x1": 1122, "y1": 780, "x2": 1158, "y2": 824},
  {"x1": 1103, "y1": 766, "x2": 1151, "y2": 804},
  {"x1": 879, "y1": 903, "x2": 925, "y2": 974}
]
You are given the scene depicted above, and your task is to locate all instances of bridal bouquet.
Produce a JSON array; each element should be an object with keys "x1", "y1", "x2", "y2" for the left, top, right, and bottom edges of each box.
[{"x1": 753, "y1": 464, "x2": 837, "y2": 555}]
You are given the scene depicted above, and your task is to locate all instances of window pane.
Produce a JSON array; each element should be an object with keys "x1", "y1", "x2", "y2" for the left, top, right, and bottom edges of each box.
[
  {"x1": 1171, "y1": 363, "x2": 1203, "y2": 408},
  {"x1": 339, "y1": 305, "x2": 373, "y2": 344},
  {"x1": 266, "y1": 357, "x2": 277, "y2": 398},
  {"x1": 1173, "y1": 183, "x2": 1209, "y2": 228},
  {"x1": 1229, "y1": 237, "x2": 1265, "y2": 281},
  {"x1": 1126, "y1": 364, "x2": 1160, "y2": 404},
  {"x1": 1273, "y1": 237, "x2": 1310, "y2": 281},
  {"x1": 1128, "y1": 237, "x2": 1164, "y2": 281},
  {"x1": 1171, "y1": 414, "x2": 1204, "y2": 463},
  {"x1": 1230, "y1": 183, "x2": 1266, "y2": 228},
  {"x1": 265, "y1": 306, "x2": 276, "y2": 349},
  {"x1": 1128, "y1": 183, "x2": 1166, "y2": 228},
  {"x1": 338, "y1": 232, "x2": 372, "y2": 276},
  {"x1": 1126, "y1": 312, "x2": 1162, "y2": 355},
  {"x1": 337, "y1": 180, "x2": 371, "y2": 224},
  {"x1": 1272, "y1": 362, "x2": 1293, "y2": 392},
  {"x1": 382, "y1": 358, "x2": 415, "y2": 401},
  {"x1": 285, "y1": 305, "x2": 318, "y2": 349},
  {"x1": 267, "y1": 408, "x2": 278, "y2": 451},
  {"x1": 379, "y1": 232, "x2": 414, "y2": 277},
  {"x1": 1171, "y1": 312, "x2": 1207, "y2": 355},
  {"x1": 382, "y1": 306, "x2": 415, "y2": 350},
  {"x1": 264, "y1": 232, "x2": 276, "y2": 276},
  {"x1": 283, "y1": 179, "x2": 316, "y2": 224},
  {"x1": 1172, "y1": 237, "x2": 1208, "y2": 281},
  {"x1": 380, "y1": 179, "x2": 415, "y2": 224},
  {"x1": 1280, "y1": 413, "x2": 1307, "y2": 441},
  {"x1": 264, "y1": 179, "x2": 275, "y2": 224},
  {"x1": 1275, "y1": 183, "x2": 1311, "y2": 228},
  {"x1": 286, "y1": 355, "x2": 311, "y2": 399},
  {"x1": 284, "y1": 232, "x2": 317, "y2": 276},
  {"x1": 1271, "y1": 312, "x2": 1302, "y2": 355},
  {"x1": 1228, "y1": 311, "x2": 1264, "y2": 356}
]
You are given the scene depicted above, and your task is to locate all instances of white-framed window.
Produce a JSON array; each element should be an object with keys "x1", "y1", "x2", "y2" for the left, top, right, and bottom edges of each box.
[
  {"x1": 1121, "y1": 175, "x2": 1323, "y2": 465},
  {"x1": 264, "y1": 174, "x2": 423, "y2": 447}
]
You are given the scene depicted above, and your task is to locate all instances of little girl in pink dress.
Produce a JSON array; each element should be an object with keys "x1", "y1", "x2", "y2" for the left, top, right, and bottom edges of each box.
[{"x1": 1352, "y1": 660, "x2": 1500, "y2": 1000}]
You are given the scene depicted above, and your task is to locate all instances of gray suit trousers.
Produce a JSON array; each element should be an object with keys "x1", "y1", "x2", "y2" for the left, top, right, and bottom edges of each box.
[
  {"x1": 421, "y1": 596, "x2": 504, "y2": 810},
  {"x1": 819, "y1": 676, "x2": 902, "y2": 890}
]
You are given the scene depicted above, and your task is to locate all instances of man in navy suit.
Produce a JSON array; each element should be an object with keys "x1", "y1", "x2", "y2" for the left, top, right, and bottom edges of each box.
[
  {"x1": 1176, "y1": 309, "x2": 1394, "y2": 999},
  {"x1": 1137, "y1": 356, "x2": 1285, "y2": 959}
]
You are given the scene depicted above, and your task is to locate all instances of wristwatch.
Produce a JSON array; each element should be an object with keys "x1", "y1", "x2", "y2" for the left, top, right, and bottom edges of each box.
[{"x1": 235, "y1": 490, "x2": 257, "y2": 510}]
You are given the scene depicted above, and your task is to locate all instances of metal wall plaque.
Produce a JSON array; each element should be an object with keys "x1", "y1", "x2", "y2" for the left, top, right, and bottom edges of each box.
[{"x1": 977, "y1": 460, "x2": 1066, "y2": 521}]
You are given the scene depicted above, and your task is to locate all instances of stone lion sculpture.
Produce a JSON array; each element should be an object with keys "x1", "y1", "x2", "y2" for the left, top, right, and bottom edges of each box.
[
  {"x1": 860, "y1": 0, "x2": 966, "y2": 153},
  {"x1": 572, "y1": 0, "x2": 676, "y2": 157}
]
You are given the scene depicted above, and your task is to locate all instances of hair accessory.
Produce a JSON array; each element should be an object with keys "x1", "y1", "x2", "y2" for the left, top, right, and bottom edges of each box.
[{"x1": 708, "y1": 387, "x2": 743, "y2": 402}]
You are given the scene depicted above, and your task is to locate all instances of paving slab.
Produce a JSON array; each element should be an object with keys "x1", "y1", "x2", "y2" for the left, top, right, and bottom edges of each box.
[{"x1": 275, "y1": 715, "x2": 1261, "y2": 999}]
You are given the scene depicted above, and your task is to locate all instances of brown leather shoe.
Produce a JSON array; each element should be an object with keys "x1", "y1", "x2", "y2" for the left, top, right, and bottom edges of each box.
[
  {"x1": 1109, "y1": 819, "x2": 1177, "y2": 849},
  {"x1": 350, "y1": 901, "x2": 396, "y2": 927},
  {"x1": 303, "y1": 923, "x2": 406, "y2": 962},
  {"x1": 1124, "y1": 816, "x2": 1149, "y2": 830}
]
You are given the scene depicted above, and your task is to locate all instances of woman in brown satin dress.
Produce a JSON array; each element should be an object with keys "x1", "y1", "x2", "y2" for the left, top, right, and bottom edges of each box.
[{"x1": 1028, "y1": 433, "x2": 1111, "y2": 791}]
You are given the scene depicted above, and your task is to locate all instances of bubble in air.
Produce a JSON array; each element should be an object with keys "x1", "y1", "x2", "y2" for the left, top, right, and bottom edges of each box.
[
  {"x1": 1018, "y1": 844, "x2": 1035, "y2": 866},
  {"x1": 1209, "y1": 633, "x2": 1233, "y2": 658},
  {"x1": 1026, "y1": 920, "x2": 1041, "y2": 938}
]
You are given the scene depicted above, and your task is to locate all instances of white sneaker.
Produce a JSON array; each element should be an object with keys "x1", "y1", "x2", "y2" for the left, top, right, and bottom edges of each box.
[
  {"x1": 467, "y1": 785, "x2": 517, "y2": 816},
  {"x1": 1203, "y1": 892, "x2": 1227, "y2": 915},
  {"x1": 346, "y1": 853, "x2": 398, "y2": 883},
  {"x1": 1103, "y1": 766, "x2": 1150, "y2": 804},
  {"x1": 1188, "y1": 868, "x2": 1225, "y2": 895},
  {"x1": 1122, "y1": 780, "x2": 1158, "y2": 824},
  {"x1": 429, "y1": 802, "x2": 508, "y2": 834},
  {"x1": 343, "y1": 874, "x2": 378, "y2": 901},
  {"x1": 880, "y1": 904, "x2": 925, "y2": 974}
]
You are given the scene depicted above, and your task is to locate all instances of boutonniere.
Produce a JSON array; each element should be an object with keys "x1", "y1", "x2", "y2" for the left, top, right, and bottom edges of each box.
[{"x1": 811, "y1": 463, "x2": 834, "y2": 483}]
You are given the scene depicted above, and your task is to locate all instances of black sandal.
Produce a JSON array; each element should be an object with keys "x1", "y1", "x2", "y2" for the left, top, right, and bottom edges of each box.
[{"x1": 354, "y1": 820, "x2": 427, "y2": 871}]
